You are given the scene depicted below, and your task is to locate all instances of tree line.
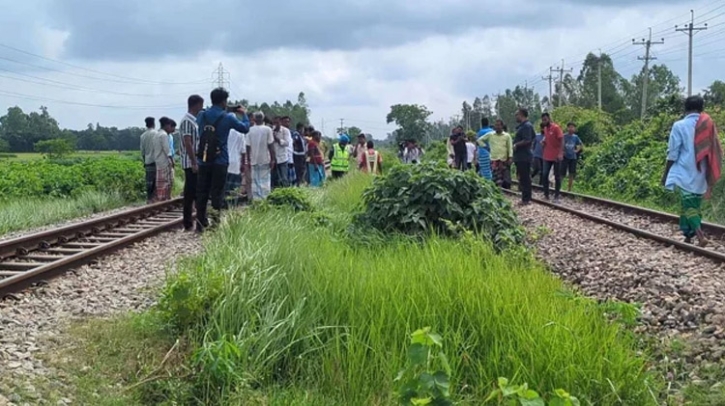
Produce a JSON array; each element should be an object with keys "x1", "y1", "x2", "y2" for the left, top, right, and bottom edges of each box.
[
  {"x1": 386, "y1": 52, "x2": 725, "y2": 144},
  {"x1": 0, "y1": 92, "x2": 312, "y2": 153}
]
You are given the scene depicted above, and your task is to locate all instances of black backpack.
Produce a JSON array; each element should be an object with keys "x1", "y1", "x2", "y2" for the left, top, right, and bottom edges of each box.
[{"x1": 197, "y1": 113, "x2": 226, "y2": 163}]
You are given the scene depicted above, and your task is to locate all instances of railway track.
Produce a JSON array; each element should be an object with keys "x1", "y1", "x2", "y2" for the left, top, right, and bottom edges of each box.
[
  {"x1": 503, "y1": 182, "x2": 725, "y2": 262},
  {"x1": 0, "y1": 198, "x2": 184, "y2": 296}
]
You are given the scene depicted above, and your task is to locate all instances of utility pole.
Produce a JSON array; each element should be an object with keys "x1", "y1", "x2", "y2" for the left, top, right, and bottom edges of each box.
[
  {"x1": 597, "y1": 49, "x2": 603, "y2": 110},
  {"x1": 676, "y1": 10, "x2": 707, "y2": 96},
  {"x1": 550, "y1": 60, "x2": 572, "y2": 107},
  {"x1": 339, "y1": 118, "x2": 344, "y2": 134},
  {"x1": 493, "y1": 93, "x2": 501, "y2": 117},
  {"x1": 212, "y1": 63, "x2": 230, "y2": 90},
  {"x1": 633, "y1": 28, "x2": 664, "y2": 119},
  {"x1": 542, "y1": 72, "x2": 553, "y2": 110}
]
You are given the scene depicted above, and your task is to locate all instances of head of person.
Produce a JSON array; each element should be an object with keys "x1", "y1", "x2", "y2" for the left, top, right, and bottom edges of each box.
[
  {"x1": 253, "y1": 111, "x2": 265, "y2": 125},
  {"x1": 296, "y1": 123, "x2": 305, "y2": 133},
  {"x1": 481, "y1": 117, "x2": 490, "y2": 129},
  {"x1": 494, "y1": 119, "x2": 504, "y2": 133},
  {"x1": 312, "y1": 130, "x2": 322, "y2": 141},
  {"x1": 307, "y1": 125, "x2": 316, "y2": 135},
  {"x1": 541, "y1": 112, "x2": 551, "y2": 126},
  {"x1": 339, "y1": 134, "x2": 350, "y2": 146},
  {"x1": 187, "y1": 95, "x2": 204, "y2": 115},
  {"x1": 454, "y1": 126, "x2": 463, "y2": 135},
  {"x1": 159, "y1": 117, "x2": 176, "y2": 134},
  {"x1": 264, "y1": 116, "x2": 272, "y2": 126},
  {"x1": 367, "y1": 140, "x2": 374, "y2": 149},
  {"x1": 144, "y1": 117, "x2": 155, "y2": 129},
  {"x1": 515, "y1": 108, "x2": 529, "y2": 124},
  {"x1": 272, "y1": 116, "x2": 281, "y2": 128},
  {"x1": 539, "y1": 122, "x2": 546, "y2": 133},
  {"x1": 567, "y1": 122, "x2": 576, "y2": 134},
  {"x1": 210, "y1": 87, "x2": 229, "y2": 109},
  {"x1": 281, "y1": 116, "x2": 291, "y2": 128},
  {"x1": 684, "y1": 95, "x2": 705, "y2": 114},
  {"x1": 357, "y1": 133, "x2": 366, "y2": 144}
]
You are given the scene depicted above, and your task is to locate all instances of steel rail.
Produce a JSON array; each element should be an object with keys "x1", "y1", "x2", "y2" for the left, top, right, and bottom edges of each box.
[{"x1": 502, "y1": 188, "x2": 725, "y2": 263}]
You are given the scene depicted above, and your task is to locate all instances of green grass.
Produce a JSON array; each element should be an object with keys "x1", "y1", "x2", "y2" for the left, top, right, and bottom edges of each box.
[
  {"x1": 0, "y1": 170, "x2": 184, "y2": 236},
  {"x1": 0, "y1": 191, "x2": 131, "y2": 236},
  {"x1": 0, "y1": 151, "x2": 128, "y2": 162},
  {"x1": 157, "y1": 173, "x2": 661, "y2": 405}
]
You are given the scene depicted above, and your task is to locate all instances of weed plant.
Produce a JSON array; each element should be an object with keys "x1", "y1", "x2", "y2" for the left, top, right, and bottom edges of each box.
[{"x1": 160, "y1": 174, "x2": 660, "y2": 405}]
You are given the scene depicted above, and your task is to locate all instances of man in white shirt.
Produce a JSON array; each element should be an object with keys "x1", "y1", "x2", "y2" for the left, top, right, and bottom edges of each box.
[
  {"x1": 271, "y1": 116, "x2": 292, "y2": 188},
  {"x1": 245, "y1": 112, "x2": 276, "y2": 200},
  {"x1": 154, "y1": 117, "x2": 175, "y2": 202},
  {"x1": 225, "y1": 122, "x2": 246, "y2": 207}
]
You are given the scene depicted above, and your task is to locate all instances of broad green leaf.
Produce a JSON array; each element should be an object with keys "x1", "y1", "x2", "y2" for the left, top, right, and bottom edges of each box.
[
  {"x1": 411, "y1": 327, "x2": 431, "y2": 345},
  {"x1": 394, "y1": 369, "x2": 406, "y2": 382},
  {"x1": 427, "y1": 332, "x2": 443, "y2": 347},
  {"x1": 548, "y1": 399, "x2": 566, "y2": 406},
  {"x1": 521, "y1": 389, "x2": 540, "y2": 399},
  {"x1": 418, "y1": 372, "x2": 435, "y2": 390},
  {"x1": 432, "y1": 371, "x2": 450, "y2": 396},
  {"x1": 411, "y1": 397, "x2": 432, "y2": 405},
  {"x1": 497, "y1": 377, "x2": 509, "y2": 388},
  {"x1": 570, "y1": 396, "x2": 581, "y2": 406},
  {"x1": 553, "y1": 389, "x2": 569, "y2": 399},
  {"x1": 408, "y1": 343, "x2": 428, "y2": 365},
  {"x1": 517, "y1": 396, "x2": 545, "y2": 406}
]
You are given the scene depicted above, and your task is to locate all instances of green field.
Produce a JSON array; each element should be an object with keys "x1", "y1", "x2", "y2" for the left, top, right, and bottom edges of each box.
[{"x1": 0, "y1": 150, "x2": 131, "y2": 162}]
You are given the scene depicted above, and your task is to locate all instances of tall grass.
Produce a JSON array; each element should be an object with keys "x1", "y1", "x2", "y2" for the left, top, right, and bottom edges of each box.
[
  {"x1": 161, "y1": 174, "x2": 660, "y2": 404},
  {"x1": 0, "y1": 191, "x2": 130, "y2": 236}
]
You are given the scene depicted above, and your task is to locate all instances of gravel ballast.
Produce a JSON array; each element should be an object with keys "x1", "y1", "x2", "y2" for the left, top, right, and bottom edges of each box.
[
  {"x1": 511, "y1": 196, "x2": 725, "y2": 384},
  {"x1": 0, "y1": 229, "x2": 201, "y2": 405}
]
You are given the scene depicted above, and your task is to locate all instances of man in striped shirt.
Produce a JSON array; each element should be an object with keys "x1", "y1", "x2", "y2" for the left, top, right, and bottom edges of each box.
[{"x1": 179, "y1": 95, "x2": 204, "y2": 231}]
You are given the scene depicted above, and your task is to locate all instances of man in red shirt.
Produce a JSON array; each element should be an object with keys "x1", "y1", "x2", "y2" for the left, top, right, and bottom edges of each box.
[{"x1": 540, "y1": 112, "x2": 564, "y2": 202}]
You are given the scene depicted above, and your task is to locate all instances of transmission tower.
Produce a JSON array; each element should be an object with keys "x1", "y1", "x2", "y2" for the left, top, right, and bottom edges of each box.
[{"x1": 211, "y1": 63, "x2": 230, "y2": 90}]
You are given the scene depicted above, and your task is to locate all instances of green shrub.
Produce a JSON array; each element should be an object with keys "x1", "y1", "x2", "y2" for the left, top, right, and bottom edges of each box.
[
  {"x1": 266, "y1": 187, "x2": 314, "y2": 212},
  {"x1": 549, "y1": 106, "x2": 617, "y2": 145},
  {"x1": 355, "y1": 162, "x2": 524, "y2": 251}
]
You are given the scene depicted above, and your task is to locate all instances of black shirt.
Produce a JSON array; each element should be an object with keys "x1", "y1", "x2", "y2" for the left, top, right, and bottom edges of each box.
[{"x1": 513, "y1": 121, "x2": 535, "y2": 163}]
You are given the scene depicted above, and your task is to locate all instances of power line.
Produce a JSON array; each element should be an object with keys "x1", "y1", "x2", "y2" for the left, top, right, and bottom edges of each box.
[
  {"x1": 550, "y1": 60, "x2": 573, "y2": 107},
  {"x1": 0, "y1": 89, "x2": 181, "y2": 110},
  {"x1": 675, "y1": 10, "x2": 708, "y2": 96}
]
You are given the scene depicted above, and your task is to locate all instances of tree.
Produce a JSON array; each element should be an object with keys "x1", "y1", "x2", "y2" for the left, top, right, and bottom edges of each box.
[
  {"x1": 35, "y1": 138, "x2": 75, "y2": 159},
  {"x1": 576, "y1": 53, "x2": 627, "y2": 116},
  {"x1": 704, "y1": 80, "x2": 725, "y2": 107},
  {"x1": 625, "y1": 64, "x2": 681, "y2": 121},
  {"x1": 461, "y1": 101, "x2": 473, "y2": 130},
  {"x1": 386, "y1": 104, "x2": 433, "y2": 144}
]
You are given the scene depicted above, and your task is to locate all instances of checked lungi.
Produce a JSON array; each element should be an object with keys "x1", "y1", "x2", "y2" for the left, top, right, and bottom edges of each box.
[
  {"x1": 145, "y1": 163, "x2": 156, "y2": 203},
  {"x1": 155, "y1": 165, "x2": 173, "y2": 202}
]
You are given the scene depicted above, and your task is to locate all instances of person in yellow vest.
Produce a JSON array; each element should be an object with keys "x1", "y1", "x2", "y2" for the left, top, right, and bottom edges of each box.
[
  {"x1": 328, "y1": 134, "x2": 351, "y2": 179},
  {"x1": 360, "y1": 140, "x2": 383, "y2": 176}
]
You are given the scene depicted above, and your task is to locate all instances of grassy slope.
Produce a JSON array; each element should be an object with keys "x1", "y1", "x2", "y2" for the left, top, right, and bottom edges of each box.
[{"x1": 33, "y1": 173, "x2": 661, "y2": 405}]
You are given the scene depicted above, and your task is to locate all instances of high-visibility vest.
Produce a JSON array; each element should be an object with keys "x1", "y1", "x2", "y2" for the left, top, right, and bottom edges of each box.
[
  {"x1": 365, "y1": 150, "x2": 379, "y2": 175},
  {"x1": 330, "y1": 145, "x2": 350, "y2": 172}
]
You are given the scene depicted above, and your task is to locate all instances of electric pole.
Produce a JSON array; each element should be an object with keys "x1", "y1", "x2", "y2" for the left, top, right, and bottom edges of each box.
[
  {"x1": 597, "y1": 49, "x2": 603, "y2": 110},
  {"x1": 493, "y1": 93, "x2": 501, "y2": 117},
  {"x1": 550, "y1": 60, "x2": 572, "y2": 107},
  {"x1": 676, "y1": 10, "x2": 707, "y2": 96},
  {"x1": 339, "y1": 118, "x2": 345, "y2": 134},
  {"x1": 542, "y1": 72, "x2": 553, "y2": 110},
  {"x1": 212, "y1": 63, "x2": 230, "y2": 90},
  {"x1": 633, "y1": 28, "x2": 664, "y2": 119}
]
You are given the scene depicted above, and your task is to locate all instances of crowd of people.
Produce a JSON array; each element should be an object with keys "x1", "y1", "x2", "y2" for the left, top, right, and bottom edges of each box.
[
  {"x1": 446, "y1": 111, "x2": 584, "y2": 203},
  {"x1": 141, "y1": 88, "x2": 384, "y2": 232}
]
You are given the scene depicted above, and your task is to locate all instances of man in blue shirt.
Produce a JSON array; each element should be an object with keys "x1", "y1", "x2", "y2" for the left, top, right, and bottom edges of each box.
[
  {"x1": 195, "y1": 87, "x2": 250, "y2": 232},
  {"x1": 531, "y1": 123, "x2": 545, "y2": 186},
  {"x1": 476, "y1": 118, "x2": 493, "y2": 180},
  {"x1": 561, "y1": 122, "x2": 583, "y2": 192},
  {"x1": 662, "y1": 95, "x2": 709, "y2": 246}
]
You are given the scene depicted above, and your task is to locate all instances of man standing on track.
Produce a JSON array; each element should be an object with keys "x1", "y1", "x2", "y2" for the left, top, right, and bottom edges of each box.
[
  {"x1": 476, "y1": 118, "x2": 493, "y2": 180},
  {"x1": 140, "y1": 117, "x2": 157, "y2": 204},
  {"x1": 154, "y1": 117, "x2": 176, "y2": 202},
  {"x1": 271, "y1": 116, "x2": 291, "y2": 188},
  {"x1": 662, "y1": 95, "x2": 722, "y2": 247},
  {"x1": 329, "y1": 134, "x2": 351, "y2": 179},
  {"x1": 561, "y1": 122, "x2": 583, "y2": 192},
  {"x1": 179, "y1": 95, "x2": 203, "y2": 231},
  {"x1": 291, "y1": 123, "x2": 307, "y2": 186},
  {"x1": 246, "y1": 111, "x2": 275, "y2": 200},
  {"x1": 195, "y1": 87, "x2": 250, "y2": 233},
  {"x1": 479, "y1": 119, "x2": 513, "y2": 188},
  {"x1": 513, "y1": 108, "x2": 535, "y2": 205},
  {"x1": 531, "y1": 123, "x2": 545, "y2": 186},
  {"x1": 540, "y1": 112, "x2": 564, "y2": 202}
]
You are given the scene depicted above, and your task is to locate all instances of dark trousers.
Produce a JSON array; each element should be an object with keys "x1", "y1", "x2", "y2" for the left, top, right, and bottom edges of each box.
[
  {"x1": 196, "y1": 164, "x2": 228, "y2": 230},
  {"x1": 331, "y1": 171, "x2": 346, "y2": 179},
  {"x1": 145, "y1": 164, "x2": 156, "y2": 203},
  {"x1": 272, "y1": 161, "x2": 290, "y2": 188},
  {"x1": 542, "y1": 160, "x2": 562, "y2": 198},
  {"x1": 183, "y1": 168, "x2": 197, "y2": 230},
  {"x1": 454, "y1": 152, "x2": 467, "y2": 171},
  {"x1": 293, "y1": 155, "x2": 306, "y2": 186},
  {"x1": 516, "y1": 161, "x2": 532, "y2": 203},
  {"x1": 531, "y1": 157, "x2": 543, "y2": 186}
]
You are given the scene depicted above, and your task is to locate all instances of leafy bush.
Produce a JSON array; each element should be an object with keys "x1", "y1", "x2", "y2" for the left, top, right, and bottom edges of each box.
[
  {"x1": 266, "y1": 187, "x2": 313, "y2": 212},
  {"x1": 355, "y1": 162, "x2": 524, "y2": 251},
  {"x1": 548, "y1": 106, "x2": 617, "y2": 145},
  {"x1": 0, "y1": 156, "x2": 145, "y2": 201},
  {"x1": 34, "y1": 138, "x2": 75, "y2": 159}
]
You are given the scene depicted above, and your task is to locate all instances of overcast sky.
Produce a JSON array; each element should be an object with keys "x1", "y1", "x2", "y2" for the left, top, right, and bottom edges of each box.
[{"x1": 1, "y1": 0, "x2": 724, "y2": 137}]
